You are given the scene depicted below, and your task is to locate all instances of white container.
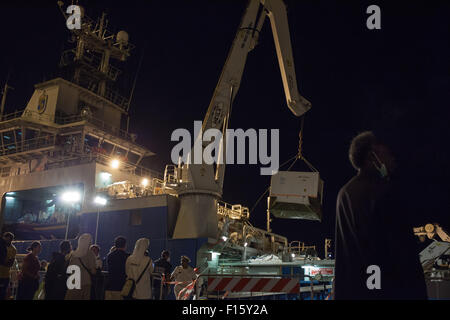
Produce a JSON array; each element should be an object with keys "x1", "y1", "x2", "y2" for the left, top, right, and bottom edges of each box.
[{"x1": 269, "y1": 171, "x2": 323, "y2": 221}]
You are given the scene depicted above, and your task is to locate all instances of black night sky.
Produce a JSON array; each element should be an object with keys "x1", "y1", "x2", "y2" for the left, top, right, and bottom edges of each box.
[{"x1": 0, "y1": 0, "x2": 449, "y2": 256}]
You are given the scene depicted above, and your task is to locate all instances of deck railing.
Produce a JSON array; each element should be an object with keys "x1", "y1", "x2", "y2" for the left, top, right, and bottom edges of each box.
[{"x1": 1, "y1": 109, "x2": 136, "y2": 143}]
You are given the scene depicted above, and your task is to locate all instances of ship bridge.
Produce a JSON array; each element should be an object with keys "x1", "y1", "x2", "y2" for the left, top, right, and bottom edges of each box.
[{"x1": 0, "y1": 77, "x2": 154, "y2": 177}]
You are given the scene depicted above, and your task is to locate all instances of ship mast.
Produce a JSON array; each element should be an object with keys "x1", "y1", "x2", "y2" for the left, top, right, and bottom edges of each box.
[
  {"x1": 0, "y1": 82, "x2": 13, "y2": 120},
  {"x1": 58, "y1": 2, "x2": 135, "y2": 113}
]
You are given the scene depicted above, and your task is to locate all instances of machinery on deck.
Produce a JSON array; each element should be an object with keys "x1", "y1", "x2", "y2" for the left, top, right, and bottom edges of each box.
[{"x1": 414, "y1": 223, "x2": 450, "y2": 299}]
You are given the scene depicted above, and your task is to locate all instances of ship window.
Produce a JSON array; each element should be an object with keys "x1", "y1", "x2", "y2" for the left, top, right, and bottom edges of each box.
[
  {"x1": 1, "y1": 167, "x2": 11, "y2": 177},
  {"x1": 1, "y1": 184, "x2": 84, "y2": 240},
  {"x1": 24, "y1": 129, "x2": 35, "y2": 140},
  {"x1": 101, "y1": 142, "x2": 114, "y2": 155},
  {"x1": 129, "y1": 210, "x2": 142, "y2": 226},
  {"x1": 84, "y1": 134, "x2": 99, "y2": 153},
  {"x1": 127, "y1": 152, "x2": 139, "y2": 165}
]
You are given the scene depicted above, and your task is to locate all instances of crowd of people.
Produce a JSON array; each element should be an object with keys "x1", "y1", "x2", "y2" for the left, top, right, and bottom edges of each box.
[{"x1": 0, "y1": 231, "x2": 199, "y2": 300}]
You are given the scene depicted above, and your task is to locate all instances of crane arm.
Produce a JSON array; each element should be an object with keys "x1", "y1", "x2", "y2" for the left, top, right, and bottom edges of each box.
[
  {"x1": 264, "y1": 0, "x2": 311, "y2": 117},
  {"x1": 187, "y1": 0, "x2": 311, "y2": 194}
]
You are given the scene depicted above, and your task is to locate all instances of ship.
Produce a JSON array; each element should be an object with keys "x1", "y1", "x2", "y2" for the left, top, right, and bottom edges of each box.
[{"x1": 0, "y1": 1, "x2": 338, "y2": 300}]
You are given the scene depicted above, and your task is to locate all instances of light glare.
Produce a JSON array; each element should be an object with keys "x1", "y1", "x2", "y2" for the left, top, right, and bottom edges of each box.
[
  {"x1": 141, "y1": 178, "x2": 149, "y2": 187},
  {"x1": 100, "y1": 172, "x2": 112, "y2": 180},
  {"x1": 94, "y1": 196, "x2": 107, "y2": 206},
  {"x1": 110, "y1": 159, "x2": 120, "y2": 169},
  {"x1": 62, "y1": 191, "x2": 81, "y2": 203}
]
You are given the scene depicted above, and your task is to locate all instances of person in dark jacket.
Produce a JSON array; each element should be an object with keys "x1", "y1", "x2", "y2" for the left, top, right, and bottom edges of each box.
[
  {"x1": 17, "y1": 241, "x2": 42, "y2": 300},
  {"x1": 104, "y1": 236, "x2": 129, "y2": 300},
  {"x1": 44, "y1": 241, "x2": 72, "y2": 300},
  {"x1": 0, "y1": 232, "x2": 16, "y2": 300},
  {"x1": 334, "y1": 131, "x2": 427, "y2": 300},
  {"x1": 153, "y1": 250, "x2": 172, "y2": 300}
]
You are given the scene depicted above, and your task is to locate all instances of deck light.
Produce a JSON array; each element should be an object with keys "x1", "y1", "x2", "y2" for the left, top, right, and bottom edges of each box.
[
  {"x1": 100, "y1": 172, "x2": 112, "y2": 180},
  {"x1": 141, "y1": 178, "x2": 149, "y2": 187},
  {"x1": 94, "y1": 196, "x2": 107, "y2": 206},
  {"x1": 110, "y1": 159, "x2": 120, "y2": 169},
  {"x1": 61, "y1": 191, "x2": 81, "y2": 203}
]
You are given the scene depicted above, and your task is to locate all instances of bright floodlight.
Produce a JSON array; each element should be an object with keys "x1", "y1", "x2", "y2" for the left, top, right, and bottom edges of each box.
[
  {"x1": 94, "y1": 196, "x2": 107, "y2": 206},
  {"x1": 110, "y1": 159, "x2": 120, "y2": 169},
  {"x1": 141, "y1": 178, "x2": 149, "y2": 187},
  {"x1": 61, "y1": 191, "x2": 81, "y2": 203},
  {"x1": 291, "y1": 253, "x2": 295, "y2": 258},
  {"x1": 100, "y1": 172, "x2": 112, "y2": 181},
  {"x1": 244, "y1": 242, "x2": 248, "y2": 247},
  {"x1": 222, "y1": 236, "x2": 228, "y2": 241}
]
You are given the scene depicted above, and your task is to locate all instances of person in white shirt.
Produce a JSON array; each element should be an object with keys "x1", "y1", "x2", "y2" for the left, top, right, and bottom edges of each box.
[
  {"x1": 125, "y1": 238, "x2": 153, "y2": 300},
  {"x1": 90, "y1": 245, "x2": 103, "y2": 270},
  {"x1": 170, "y1": 255, "x2": 196, "y2": 300}
]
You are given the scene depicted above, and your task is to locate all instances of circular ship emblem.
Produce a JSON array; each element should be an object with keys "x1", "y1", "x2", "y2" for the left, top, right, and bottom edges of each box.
[{"x1": 37, "y1": 92, "x2": 48, "y2": 114}]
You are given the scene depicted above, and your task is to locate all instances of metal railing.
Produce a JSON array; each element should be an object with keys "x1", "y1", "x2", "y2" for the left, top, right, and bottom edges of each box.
[
  {"x1": 163, "y1": 165, "x2": 178, "y2": 185},
  {"x1": 0, "y1": 109, "x2": 136, "y2": 144},
  {"x1": 56, "y1": 113, "x2": 135, "y2": 142},
  {"x1": 46, "y1": 152, "x2": 162, "y2": 180},
  {"x1": 0, "y1": 110, "x2": 25, "y2": 122},
  {"x1": 217, "y1": 201, "x2": 249, "y2": 220},
  {"x1": 61, "y1": 49, "x2": 122, "y2": 82},
  {"x1": 289, "y1": 241, "x2": 316, "y2": 256},
  {"x1": 0, "y1": 135, "x2": 56, "y2": 156}
]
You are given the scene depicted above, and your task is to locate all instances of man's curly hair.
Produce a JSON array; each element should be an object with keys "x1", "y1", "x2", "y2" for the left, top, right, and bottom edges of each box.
[{"x1": 348, "y1": 131, "x2": 378, "y2": 170}]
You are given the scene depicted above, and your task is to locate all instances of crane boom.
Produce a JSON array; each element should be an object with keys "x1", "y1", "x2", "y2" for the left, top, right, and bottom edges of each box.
[
  {"x1": 202, "y1": 0, "x2": 311, "y2": 192},
  {"x1": 172, "y1": 0, "x2": 311, "y2": 239},
  {"x1": 264, "y1": 0, "x2": 312, "y2": 117},
  {"x1": 203, "y1": 0, "x2": 310, "y2": 134}
]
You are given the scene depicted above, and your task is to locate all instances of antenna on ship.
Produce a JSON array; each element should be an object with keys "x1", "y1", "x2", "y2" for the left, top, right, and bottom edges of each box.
[
  {"x1": 0, "y1": 74, "x2": 14, "y2": 120},
  {"x1": 57, "y1": 1, "x2": 135, "y2": 112},
  {"x1": 126, "y1": 49, "x2": 145, "y2": 133}
]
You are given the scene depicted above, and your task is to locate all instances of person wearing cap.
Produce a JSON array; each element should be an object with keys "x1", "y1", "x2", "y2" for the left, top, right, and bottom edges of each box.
[
  {"x1": 105, "y1": 236, "x2": 129, "y2": 300},
  {"x1": 17, "y1": 241, "x2": 42, "y2": 300},
  {"x1": 0, "y1": 232, "x2": 16, "y2": 300},
  {"x1": 170, "y1": 255, "x2": 196, "y2": 300},
  {"x1": 153, "y1": 250, "x2": 172, "y2": 300}
]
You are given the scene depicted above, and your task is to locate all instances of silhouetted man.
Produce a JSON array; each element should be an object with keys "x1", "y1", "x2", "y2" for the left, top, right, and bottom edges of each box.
[
  {"x1": 0, "y1": 232, "x2": 16, "y2": 300},
  {"x1": 105, "y1": 236, "x2": 129, "y2": 300},
  {"x1": 334, "y1": 131, "x2": 427, "y2": 299},
  {"x1": 153, "y1": 250, "x2": 172, "y2": 300}
]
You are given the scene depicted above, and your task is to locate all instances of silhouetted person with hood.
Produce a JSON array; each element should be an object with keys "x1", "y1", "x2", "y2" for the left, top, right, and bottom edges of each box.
[
  {"x1": 45, "y1": 240, "x2": 72, "y2": 300},
  {"x1": 334, "y1": 131, "x2": 427, "y2": 299},
  {"x1": 125, "y1": 238, "x2": 153, "y2": 300},
  {"x1": 65, "y1": 233, "x2": 96, "y2": 300}
]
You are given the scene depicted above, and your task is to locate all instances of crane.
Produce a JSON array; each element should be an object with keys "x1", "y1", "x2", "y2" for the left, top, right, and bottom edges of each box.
[{"x1": 170, "y1": 0, "x2": 311, "y2": 239}]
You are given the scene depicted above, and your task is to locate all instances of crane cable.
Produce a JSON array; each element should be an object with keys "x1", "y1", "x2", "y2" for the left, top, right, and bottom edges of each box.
[
  {"x1": 296, "y1": 115, "x2": 318, "y2": 172},
  {"x1": 250, "y1": 115, "x2": 316, "y2": 213}
]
